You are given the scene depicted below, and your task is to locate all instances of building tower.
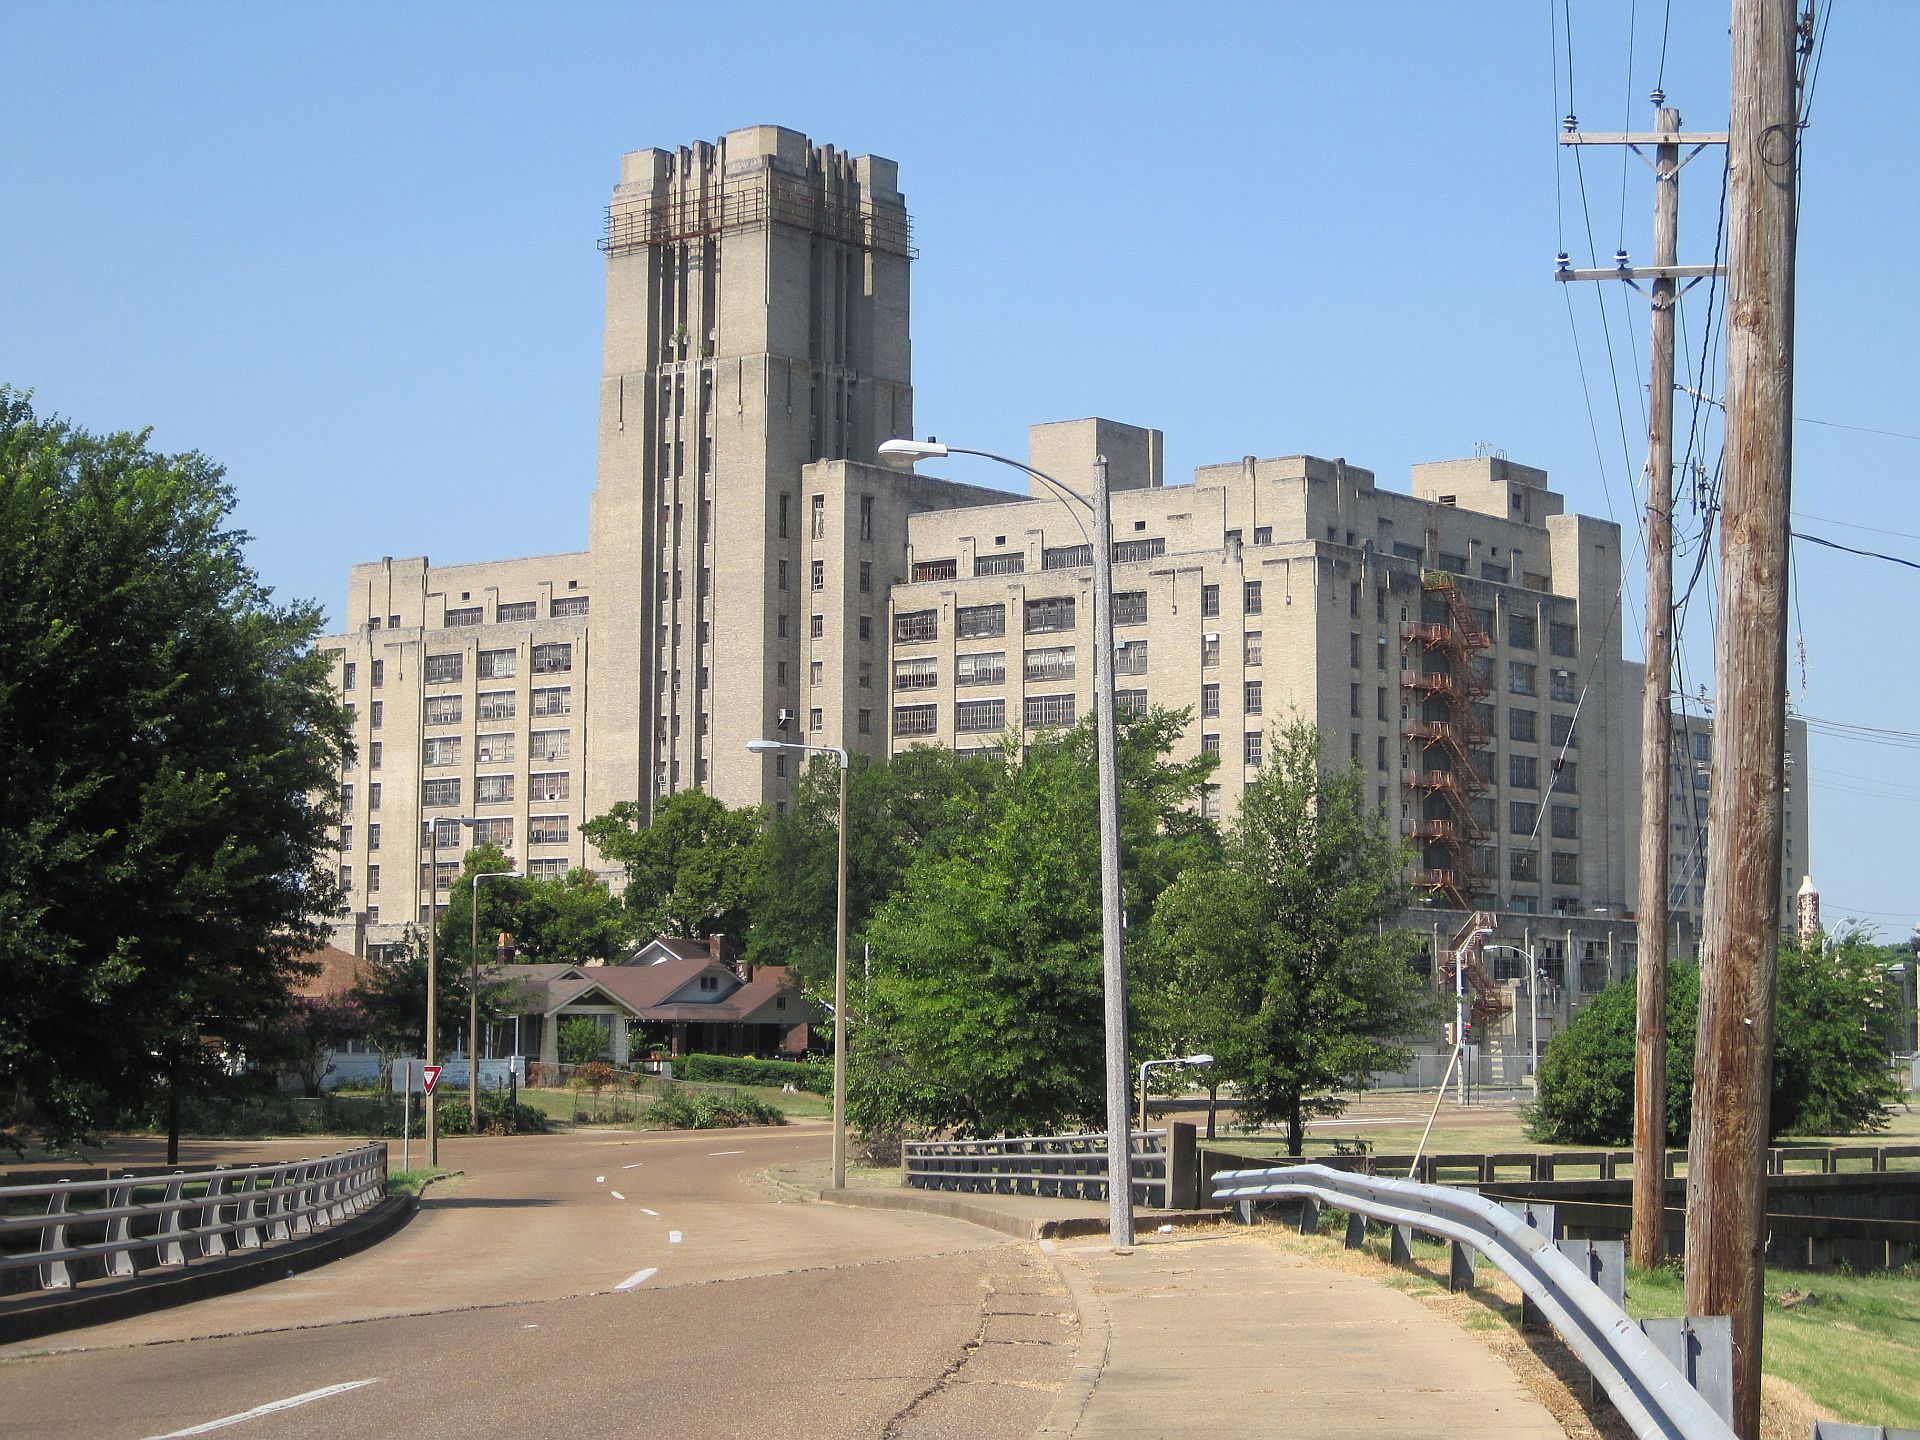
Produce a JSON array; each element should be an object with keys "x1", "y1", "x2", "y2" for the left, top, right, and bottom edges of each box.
[
  {"x1": 586, "y1": 125, "x2": 914, "y2": 819},
  {"x1": 1795, "y1": 873, "x2": 1820, "y2": 948}
]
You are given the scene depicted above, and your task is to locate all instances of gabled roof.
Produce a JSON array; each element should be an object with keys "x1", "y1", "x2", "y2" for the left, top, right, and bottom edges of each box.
[{"x1": 291, "y1": 945, "x2": 368, "y2": 1001}]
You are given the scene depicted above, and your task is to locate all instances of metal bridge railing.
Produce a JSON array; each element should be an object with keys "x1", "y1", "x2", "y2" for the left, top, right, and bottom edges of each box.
[
  {"x1": 904, "y1": 1130, "x2": 1178, "y2": 1207},
  {"x1": 1210, "y1": 1162, "x2": 1736, "y2": 1440},
  {"x1": 1, "y1": 1143, "x2": 388, "y2": 1294}
]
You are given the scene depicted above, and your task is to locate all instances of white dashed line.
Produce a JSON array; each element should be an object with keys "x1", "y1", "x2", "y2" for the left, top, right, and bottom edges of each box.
[
  {"x1": 145, "y1": 1379, "x2": 380, "y2": 1437},
  {"x1": 621, "y1": 1162, "x2": 643, "y2": 1170},
  {"x1": 668, "y1": 1230, "x2": 683, "y2": 1244},
  {"x1": 614, "y1": 1267, "x2": 658, "y2": 1291},
  {"x1": 610, "y1": 1190, "x2": 625, "y2": 1200},
  {"x1": 708, "y1": 1149, "x2": 745, "y2": 1156},
  {"x1": 640, "y1": 1208, "x2": 659, "y2": 1217},
  {"x1": 595, "y1": 1176, "x2": 606, "y2": 1184}
]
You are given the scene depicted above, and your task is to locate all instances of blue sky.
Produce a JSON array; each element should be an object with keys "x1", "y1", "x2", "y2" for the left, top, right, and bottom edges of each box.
[{"x1": 5, "y1": 2, "x2": 1915, "y2": 934}]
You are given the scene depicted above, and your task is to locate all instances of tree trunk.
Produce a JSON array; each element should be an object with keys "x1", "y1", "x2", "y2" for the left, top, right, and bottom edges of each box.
[
  {"x1": 1287, "y1": 1094, "x2": 1304, "y2": 1157},
  {"x1": 165, "y1": 1071, "x2": 180, "y2": 1167},
  {"x1": 1206, "y1": 1082, "x2": 1218, "y2": 1141}
]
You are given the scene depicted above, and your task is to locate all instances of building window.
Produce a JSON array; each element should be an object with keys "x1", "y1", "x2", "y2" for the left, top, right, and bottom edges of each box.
[
  {"x1": 860, "y1": 495, "x2": 874, "y2": 541},
  {"x1": 1508, "y1": 661, "x2": 1537, "y2": 696},
  {"x1": 426, "y1": 695, "x2": 462, "y2": 727},
  {"x1": 1510, "y1": 754, "x2": 1538, "y2": 789},
  {"x1": 811, "y1": 493, "x2": 826, "y2": 539},
  {"x1": 956, "y1": 698, "x2": 1005, "y2": 733},
  {"x1": 530, "y1": 771, "x2": 570, "y2": 802},
  {"x1": 530, "y1": 730, "x2": 570, "y2": 762},
  {"x1": 893, "y1": 703, "x2": 937, "y2": 737},
  {"x1": 1549, "y1": 621, "x2": 1578, "y2": 657},
  {"x1": 810, "y1": 660, "x2": 824, "y2": 687},
  {"x1": 479, "y1": 648, "x2": 516, "y2": 679},
  {"x1": 956, "y1": 651, "x2": 1005, "y2": 686},
  {"x1": 342, "y1": 662, "x2": 357, "y2": 691},
  {"x1": 368, "y1": 782, "x2": 381, "y2": 811},
  {"x1": 1244, "y1": 730, "x2": 1264, "y2": 767},
  {"x1": 1511, "y1": 848, "x2": 1539, "y2": 881},
  {"x1": 1551, "y1": 806, "x2": 1578, "y2": 839},
  {"x1": 339, "y1": 824, "x2": 353, "y2": 852},
  {"x1": 1244, "y1": 631, "x2": 1262, "y2": 666},
  {"x1": 1245, "y1": 681, "x2": 1264, "y2": 714},
  {"x1": 1116, "y1": 688, "x2": 1148, "y2": 715},
  {"x1": 1114, "y1": 639, "x2": 1148, "y2": 676},
  {"x1": 1024, "y1": 645, "x2": 1075, "y2": 682},
  {"x1": 449, "y1": 603, "x2": 487, "y2": 625},
  {"x1": 1244, "y1": 580, "x2": 1263, "y2": 614},
  {"x1": 1201, "y1": 683, "x2": 1220, "y2": 717},
  {"x1": 1555, "y1": 760, "x2": 1577, "y2": 793},
  {"x1": 1510, "y1": 800, "x2": 1538, "y2": 834},
  {"x1": 1024, "y1": 693, "x2": 1076, "y2": 729},
  {"x1": 1551, "y1": 712, "x2": 1576, "y2": 747},
  {"x1": 778, "y1": 559, "x2": 789, "y2": 591},
  {"x1": 532, "y1": 643, "x2": 573, "y2": 674},
  {"x1": 552, "y1": 595, "x2": 589, "y2": 618},
  {"x1": 1349, "y1": 632, "x2": 1361, "y2": 668},
  {"x1": 1112, "y1": 538, "x2": 1164, "y2": 565},
  {"x1": 894, "y1": 609, "x2": 938, "y2": 643},
  {"x1": 810, "y1": 559, "x2": 825, "y2": 591},
  {"x1": 368, "y1": 823, "x2": 380, "y2": 852},
  {"x1": 370, "y1": 659, "x2": 384, "y2": 687},
  {"x1": 1550, "y1": 668, "x2": 1577, "y2": 703},
  {"x1": 1043, "y1": 543, "x2": 1093, "y2": 570},
  {"x1": 424, "y1": 737, "x2": 461, "y2": 767},
  {"x1": 1255, "y1": 526, "x2": 1273, "y2": 546},
  {"x1": 809, "y1": 707, "x2": 824, "y2": 733},
  {"x1": 1201, "y1": 633, "x2": 1220, "y2": 668},
  {"x1": 957, "y1": 603, "x2": 1006, "y2": 639},
  {"x1": 858, "y1": 708, "x2": 871, "y2": 735},
  {"x1": 911, "y1": 557, "x2": 956, "y2": 583},
  {"x1": 779, "y1": 493, "x2": 790, "y2": 539},
  {"x1": 532, "y1": 686, "x2": 571, "y2": 717},
  {"x1": 1349, "y1": 683, "x2": 1360, "y2": 718},
  {"x1": 422, "y1": 778, "x2": 461, "y2": 807},
  {"x1": 975, "y1": 551, "x2": 1024, "y2": 576},
  {"x1": 529, "y1": 815, "x2": 570, "y2": 846},
  {"x1": 1551, "y1": 849, "x2": 1580, "y2": 883},
  {"x1": 858, "y1": 662, "x2": 871, "y2": 689},
  {"x1": 811, "y1": 613, "x2": 825, "y2": 639},
  {"x1": 369, "y1": 700, "x2": 384, "y2": 729},
  {"x1": 1508, "y1": 613, "x2": 1536, "y2": 649},
  {"x1": 476, "y1": 733, "x2": 514, "y2": 764},
  {"x1": 859, "y1": 561, "x2": 873, "y2": 593},
  {"x1": 478, "y1": 690, "x2": 515, "y2": 722},
  {"x1": 425, "y1": 653, "x2": 462, "y2": 684},
  {"x1": 1111, "y1": 590, "x2": 1147, "y2": 626},
  {"x1": 1376, "y1": 735, "x2": 1388, "y2": 770},
  {"x1": 1377, "y1": 687, "x2": 1388, "y2": 722},
  {"x1": 1024, "y1": 596, "x2": 1075, "y2": 634},
  {"x1": 477, "y1": 774, "x2": 515, "y2": 805},
  {"x1": 1201, "y1": 583, "x2": 1220, "y2": 618},
  {"x1": 1509, "y1": 708, "x2": 1537, "y2": 743},
  {"x1": 859, "y1": 615, "x2": 872, "y2": 641},
  {"x1": 1202, "y1": 733, "x2": 1221, "y2": 756}
]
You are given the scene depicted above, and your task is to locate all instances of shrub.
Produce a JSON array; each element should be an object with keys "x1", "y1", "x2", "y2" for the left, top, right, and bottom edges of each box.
[
  {"x1": 639, "y1": 1085, "x2": 786, "y2": 1130},
  {"x1": 676, "y1": 1053, "x2": 829, "y2": 1094},
  {"x1": 558, "y1": 1017, "x2": 608, "y2": 1066},
  {"x1": 431, "y1": 1089, "x2": 551, "y2": 1136},
  {"x1": 569, "y1": 1061, "x2": 620, "y2": 1095}
]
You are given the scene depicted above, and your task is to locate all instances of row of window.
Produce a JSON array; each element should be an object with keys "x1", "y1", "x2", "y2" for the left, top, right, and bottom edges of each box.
[
  {"x1": 424, "y1": 645, "x2": 572, "y2": 684},
  {"x1": 420, "y1": 774, "x2": 571, "y2": 806},
  {"x1": 895, "y1": 640, "x2": 1151, "y2": 692},
  {"x1": 895, "y1": 591, "x2": 1163, "y2": 646},
  {"x1": 910, "y1": 537, "x2": 1171, "y2": 584},
  {"x1": 423, "y1": 731, "x2": 571, "y2": 766},
  {"x1": 423, "y1": 687, "x2": 571, "y2": 725},
  {"x1": 442, "y1": 596, "x2": 589, "y2": 627}
]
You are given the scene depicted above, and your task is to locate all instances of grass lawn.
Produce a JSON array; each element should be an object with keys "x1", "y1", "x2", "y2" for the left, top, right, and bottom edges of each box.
[
  {"x1": 386, "y1": 1167, "x2": 451, "y2": 1196},
  {"x1": 1627, "y1": 1262, "x2": 1920, "y2": 1430}
]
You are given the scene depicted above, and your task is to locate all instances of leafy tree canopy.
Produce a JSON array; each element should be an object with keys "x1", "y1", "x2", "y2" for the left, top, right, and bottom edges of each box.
[
  {"x1": 856, "y1": 707, "x2": 1218, "y2": 1137},
  {"x1": 513, "y1": 867, "x2": 630, "y2": 964},
  {"x1": 1140, "y1": 716, "x2": 1432, "y2": 1155},
  {"x1": 583, "y1": 790, "x2": 761, "y2": 939},
  {"x1": 349, "y1": 926, "x2": 518, "y2": 1063},
  {"x1": 1529, "y1": 934, "x2": 1904, "y2": 1145},
  {"x1": 0, "y1": 389, "x2": 348, "y2": 1148}
]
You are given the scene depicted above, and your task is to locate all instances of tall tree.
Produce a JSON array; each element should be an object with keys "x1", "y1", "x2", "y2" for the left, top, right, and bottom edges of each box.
[
  {"x1": 582, "y1": 790, "x2": 761, "y2": 939},
  {"x1": 513, "y1": 867, "x2": 630, "y2": 964},
  {"x1": 858, "y1": 708, "x2": 1217, "y2": 1137},
  {"x1": 349, "y1": 926, "x2": 516, "y2": 1065},
  {"x1": 0, "y1": 389, "x2": 349, "y2": 1151},
  {"x1": 1141, "y1": 717, "x2": 1429, "y2": 1155}
]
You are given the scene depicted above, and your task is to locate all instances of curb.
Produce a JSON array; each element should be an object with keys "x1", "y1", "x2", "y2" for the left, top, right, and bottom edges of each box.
[
  {"x1": 816, "y1": 1186, "x2": 1227, "y2": 1242},
  {"x1": 0, "y1": 1191, "x2": 417, "y2": 1347},
  {"x1": 1031, "y1": 1245, "x2": 1110, "y2": 1439}
]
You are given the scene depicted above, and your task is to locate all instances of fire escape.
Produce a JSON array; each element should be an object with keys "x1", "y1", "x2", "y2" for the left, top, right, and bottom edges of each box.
[
  {"x1": 1438, "y1": 911, "x2": 1515, "y2": 1032},
  {"x1": 1402, "y1": 571, "x2": 1495, "y2": 908}
]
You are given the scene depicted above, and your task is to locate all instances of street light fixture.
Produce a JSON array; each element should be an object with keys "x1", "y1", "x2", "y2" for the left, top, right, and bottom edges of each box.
[
  {"x1": 1137, "y1": 1054, "x2": 1215, "y2": 1134},
  {"x1": 423, "y1": 813, "x2": 482, "y2": 1165},
  {"x1": 747, "y1": 738, "x2": 851, "y2": 1189},
  {"x1": 1480, "y1": 943, "x2": 1542, "y2": 1083},
  {"x1": 879, "y1": 436, "x2": 1137, "y2": 1249},
  {"x1": 469, "y1": 869, "x2": 522, "y2": 1131}
]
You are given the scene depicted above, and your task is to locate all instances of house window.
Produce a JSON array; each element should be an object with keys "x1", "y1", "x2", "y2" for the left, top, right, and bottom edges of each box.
[
  {"x1": 894, "y1": 609, "x2": 938, "y2": 643},
  {"x1": 956, "y1": 698, "x2": 1005, "y2": 733},
  {"x1": 957, "y1": 603, "x2": 1006, "y2": 639},
  {"x1": 424, "y1": 653, "x2": 462, "y2": 684},
  {"x1": 956, "y1": 651, "x2": 1005, "y2": 686},
  {"x1": 1024, "y1": 596, "x2": 1075, "y2": 634},
  {"x1": 1024, "y1": 645, "x2": 1075, "y2": 682},
  {"x1": 893, "y1": 703, "x2": 937, "y2": 737},
  {"x1": 1024, "y1": 693, "x2": 1076, "y2": 729},
  {"x1": 1244, "y1": 580, "x2": 1263, "y2": 614}
]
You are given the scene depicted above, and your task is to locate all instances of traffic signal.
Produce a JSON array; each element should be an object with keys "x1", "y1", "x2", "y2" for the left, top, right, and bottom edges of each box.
[{"x1": 1444, "y1": 1022, "x2": 1458, "y2": 1048}]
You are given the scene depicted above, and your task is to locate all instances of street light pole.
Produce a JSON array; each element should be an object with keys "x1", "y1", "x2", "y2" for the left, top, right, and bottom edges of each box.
[
  {"x1": 747, "y1": 739, "x2": 849, "y2": 1189},
  {"x1": 469, "y1": 870, "x2": 521, "y2": 1133},
  {"x1": 1137, "y1": 1054, "x2": 1215, "y2": 1133},
  {"x1": 880, "y1": 437, "x2": 1135, "y2": 1249}
]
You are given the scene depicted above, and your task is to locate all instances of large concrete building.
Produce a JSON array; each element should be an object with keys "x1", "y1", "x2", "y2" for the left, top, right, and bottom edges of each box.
[{"x1": 319, "y1": 124, "x2": 1805, "y2": 1041}]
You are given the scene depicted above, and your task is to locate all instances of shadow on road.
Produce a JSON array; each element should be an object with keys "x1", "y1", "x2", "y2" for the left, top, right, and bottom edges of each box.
[{"x1": 420, "y1": 1196, "x2": 560, "y2": 1209}]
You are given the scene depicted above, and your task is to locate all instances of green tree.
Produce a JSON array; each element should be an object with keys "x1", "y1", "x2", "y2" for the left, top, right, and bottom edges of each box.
[
  {"x1": 1529, "y1": 935, "x2": 1902, "y2": 1145},
  {"x1": 349, "y1": 926, "x2": 516, "y2": 1065},
  {"x1": 583, "y1": 789, "x2": 761, "y2": 939},
  {"x1": 857, "y1": 708, "x2": 1217, "y2": 1137},
  {"x1": 433, "y1": 843, "x2": 521, "y2": 969},
  {"x1": 1140, "y1": 717, "x2": 1430, "y2": 1155},
  {"x1": 0, "y1": 390, "x2": 349, "y2": 1152},
  {"x1": 513, "y1": 867, "x2": 630, "y2": 964},
  {"x1": 558, "y1": 1016, "x2": 609, "y2": 1066},
  {"x1": 746, "y1": 745, "x2": 1004, "y2": 991}
]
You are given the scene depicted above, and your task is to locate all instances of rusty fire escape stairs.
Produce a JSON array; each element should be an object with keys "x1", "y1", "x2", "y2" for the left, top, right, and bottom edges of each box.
[
  {"x1": 1401, "y1": 572, "x2": 1495, "y2": 907},
  {"x1": 1438, "y1": 910, "x2": 1515, "y2": 1031}
]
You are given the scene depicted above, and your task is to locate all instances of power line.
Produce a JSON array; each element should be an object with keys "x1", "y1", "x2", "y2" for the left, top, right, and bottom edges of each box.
[
  {"x1": 1792, "y1": 510, "x2": 1920, "y2": 543},
  {"x1": 1793, "y1": 530, "x2": 1920, "y2": 573}
]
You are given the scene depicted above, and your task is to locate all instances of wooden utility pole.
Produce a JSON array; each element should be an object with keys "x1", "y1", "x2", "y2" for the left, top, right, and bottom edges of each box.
[
  {"x1": 1632, "y1": 105, "x2": 1682, "y2": 1272},
  {"x1": 1557, "y1": 104, "x2": 1724, "y2": 1274},
  {"x1": 1686, "y1": 1, "x2": 1801, "y2": 1435}
]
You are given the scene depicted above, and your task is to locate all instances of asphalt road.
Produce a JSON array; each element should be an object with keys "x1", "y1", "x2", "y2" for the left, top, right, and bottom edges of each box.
[{"x1": 0, "y1": 1127, "x2": 1076, "y2": 1439}]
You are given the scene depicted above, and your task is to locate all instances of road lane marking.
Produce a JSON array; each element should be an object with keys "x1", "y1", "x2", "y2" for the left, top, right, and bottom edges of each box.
[
  {"x1": 595, "y1": 1175, "x2": 606, "y2": 1183},
  {"x1": 621, "y1": 1162, "x2": 643, "y2": 1169},
  {"x1": 610, "y1": 1191, "x2": 625, "y2": 1200},
  {"x1": 145, "y1": 1379, "x2": 380, "y2": 1436},
  {"x1": 709, "y1": 1149, "x2": 745, "y2": 1156},
  {"x1": 668, "y1": 1230, "x2": 683, "y2": 1244},
  {"x1": 615, "y1": 1267, "x2": 658, "y2": 1291},
  {"x1": 640, "y1": 1207, "x2": 659, "y2": 1216}
]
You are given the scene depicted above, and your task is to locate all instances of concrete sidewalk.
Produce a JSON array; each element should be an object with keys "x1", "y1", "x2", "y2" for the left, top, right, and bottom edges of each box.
[{"x1": 827, "y1": 1187, "x2": 1564, "y2": 1439}]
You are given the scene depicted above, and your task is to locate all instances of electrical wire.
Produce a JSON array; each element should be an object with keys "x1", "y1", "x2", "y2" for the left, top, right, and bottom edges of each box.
[{"x1": 1793, "y1": 530, "x2": 1920, "y2": 572}]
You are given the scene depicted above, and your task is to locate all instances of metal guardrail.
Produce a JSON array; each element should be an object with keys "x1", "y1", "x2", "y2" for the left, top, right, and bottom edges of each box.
[
  {"x1": 905, "y1": 1130, "x2": 1178, "y2": 1207},
  {"x1": 0, "y1": 1144, "x2": 387, "y2": 1294},
  {"x1": 1211, "y1": 1162, "x2": 1736, "y2": 1440}
]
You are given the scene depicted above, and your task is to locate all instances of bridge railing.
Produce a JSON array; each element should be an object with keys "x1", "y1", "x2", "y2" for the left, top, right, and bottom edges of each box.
[
  {"x1": 1211, "y1": 1161, "x2": 1737, "y2": 1440},
  {"x1": 0, "y1": 1143, "x2": 388, "y2": 1294},
  {"x1": 904, "y1": 1130, "x2": 1187, "y2": 1207}
]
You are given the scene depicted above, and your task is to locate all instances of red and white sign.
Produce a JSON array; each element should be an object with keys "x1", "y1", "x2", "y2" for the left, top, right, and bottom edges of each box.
[{"x1": 422, "y1": 1064, "x2": 443, "y2": 1095}]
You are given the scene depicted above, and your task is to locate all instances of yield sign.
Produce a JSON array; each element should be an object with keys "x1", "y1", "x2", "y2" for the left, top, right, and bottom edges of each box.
[{"x1": 422, "y1": 1064, "x2": 443, "y2": 1095}]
